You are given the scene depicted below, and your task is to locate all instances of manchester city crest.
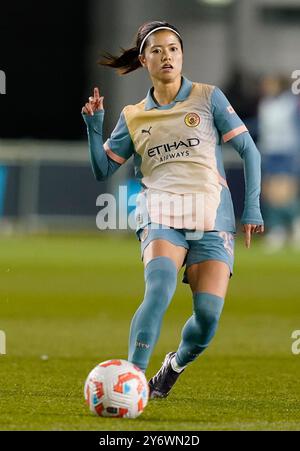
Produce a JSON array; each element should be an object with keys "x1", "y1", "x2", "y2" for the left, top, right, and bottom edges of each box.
[{"x1": 184, "y1": 112, "x2": 200, "y2": 127}]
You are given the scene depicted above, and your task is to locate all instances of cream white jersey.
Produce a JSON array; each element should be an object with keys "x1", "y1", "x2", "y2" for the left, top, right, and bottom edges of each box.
[{"x1": 103, "y1": 76, "x2": 251, "y2": 232}]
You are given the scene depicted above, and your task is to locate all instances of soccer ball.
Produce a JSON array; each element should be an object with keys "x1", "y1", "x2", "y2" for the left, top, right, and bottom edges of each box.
[{"x1": 84, "y1": 359, "x2": 149, "y2": 419}]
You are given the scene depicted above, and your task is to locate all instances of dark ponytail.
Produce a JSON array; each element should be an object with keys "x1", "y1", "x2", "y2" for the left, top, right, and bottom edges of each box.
[
  {"x1": 99, "y1": 46, "x2": 141, "y2": 75},
  {"x1": 98, "y1": 20, "x2": 182, "y2": 75}
]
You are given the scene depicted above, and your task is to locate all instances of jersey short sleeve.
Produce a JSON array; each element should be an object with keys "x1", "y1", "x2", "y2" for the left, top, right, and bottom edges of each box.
[
  {"x1": 211, "y1": 87, "x2": 248, "y2": 143},
  {"x1": 104, "y1": 110, "x2": 135, "y2": 164}
]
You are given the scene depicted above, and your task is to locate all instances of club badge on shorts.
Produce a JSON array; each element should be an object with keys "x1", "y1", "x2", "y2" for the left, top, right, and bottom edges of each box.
[{"x1": 184, "y1": 112, "x2": 200, "y2": 127}]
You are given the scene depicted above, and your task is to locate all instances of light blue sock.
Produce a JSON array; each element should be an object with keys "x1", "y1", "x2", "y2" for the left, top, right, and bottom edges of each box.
[
  {"x1": 175, "y1": 292, "x2": 224, "y2": 367},
  {"x1": 128, "y1": 256, "x2": 177, "y2": 371}
]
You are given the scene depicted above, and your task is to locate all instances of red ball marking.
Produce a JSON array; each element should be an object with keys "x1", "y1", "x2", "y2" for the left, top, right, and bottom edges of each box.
[
  {"x1": 113, "y1": 372, "x2": 142, "y2": 394},
  {"x1": 95, "y1": 403, "x2": 104, "y2": 416},
  {"x1": 99, "y1": 359, "x2": 122, "y2": 368},
  {"x1": 138, "y1": 398, "x2": 144, "y2": 412},
  {"x1": 118, "y1": 408, "x2": 129, "y2": 418},
  {"x1": 94, "y1": 381, "x2": 104, "y2": 400}
]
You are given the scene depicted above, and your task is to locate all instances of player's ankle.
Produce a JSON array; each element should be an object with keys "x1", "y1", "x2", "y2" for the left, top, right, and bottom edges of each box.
[{"x1": 171, "y1": 355, "x2": 186, "y2": 373}]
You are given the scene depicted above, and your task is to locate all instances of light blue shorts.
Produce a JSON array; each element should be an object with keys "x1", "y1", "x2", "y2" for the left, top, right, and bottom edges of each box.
[{"x1": 137, "y1": 223, "x2": 235, "y2": 284}]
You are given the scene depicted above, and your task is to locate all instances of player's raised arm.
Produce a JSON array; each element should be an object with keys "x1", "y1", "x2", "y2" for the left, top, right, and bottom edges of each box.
[
  {"x1": 81, "y1": 88, "x2": 134, "y2": 181},
  {"x1": 82, "y1": 87, "x2": 119, "y2": 181}
]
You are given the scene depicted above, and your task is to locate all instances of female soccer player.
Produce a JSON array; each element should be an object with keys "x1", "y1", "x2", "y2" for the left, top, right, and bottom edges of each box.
[{"x1": 82, "y1": 20, "x2": 264, "y2": 399}]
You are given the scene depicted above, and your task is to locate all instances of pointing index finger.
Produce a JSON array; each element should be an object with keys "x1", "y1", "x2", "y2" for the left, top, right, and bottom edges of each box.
[
  {"x1": 94, "y1": 87, "x2": 100, "y2": 99},
  {"x1": 244, "y1": 224, "x2": 251, "y2": 249}
]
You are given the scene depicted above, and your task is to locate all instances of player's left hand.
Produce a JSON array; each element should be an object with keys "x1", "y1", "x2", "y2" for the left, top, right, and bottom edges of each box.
[{"x1": 242, "y1": 224, "x2": 264, "y2": 248}]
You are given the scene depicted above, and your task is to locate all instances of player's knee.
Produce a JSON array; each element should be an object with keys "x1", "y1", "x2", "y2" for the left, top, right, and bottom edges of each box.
[{"x1": 193, "y1": 292, "x2": 224, "y2": 339}]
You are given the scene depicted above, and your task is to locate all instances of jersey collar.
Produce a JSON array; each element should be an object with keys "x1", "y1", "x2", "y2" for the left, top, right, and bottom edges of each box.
[{"x1": 144, "y1": 76, "x2": 193, "y2": 111}]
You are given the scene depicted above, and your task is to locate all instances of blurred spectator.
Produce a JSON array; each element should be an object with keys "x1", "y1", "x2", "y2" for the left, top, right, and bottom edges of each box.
[{"x1": 258, "y1": 74, "x2": 300, "y2": 250}]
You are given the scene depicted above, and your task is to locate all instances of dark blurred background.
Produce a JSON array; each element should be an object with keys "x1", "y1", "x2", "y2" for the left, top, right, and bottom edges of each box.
[{"x1": 0, "y1": 1, "x2": 88, "y2": 139}]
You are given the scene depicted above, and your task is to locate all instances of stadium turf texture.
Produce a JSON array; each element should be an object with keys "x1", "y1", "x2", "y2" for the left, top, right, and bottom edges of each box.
[{"x1": 0, "y1": 234, "x2": 299, "y2": 430}]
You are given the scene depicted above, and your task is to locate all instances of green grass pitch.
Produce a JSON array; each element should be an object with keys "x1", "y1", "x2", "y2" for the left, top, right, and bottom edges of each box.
[{"x1": 0, "y1": 233, "x2": 299, "y2": 431}]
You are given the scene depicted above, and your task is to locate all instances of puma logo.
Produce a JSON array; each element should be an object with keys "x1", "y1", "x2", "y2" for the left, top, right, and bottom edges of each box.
[{"x1": 141, "y1": 126, "x2": 152, "y2": 135}]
